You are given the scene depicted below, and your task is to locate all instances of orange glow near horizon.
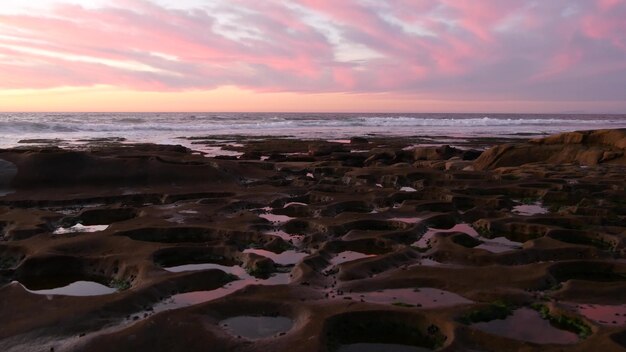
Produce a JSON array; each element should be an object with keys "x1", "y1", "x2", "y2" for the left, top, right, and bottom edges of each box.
[{"x1": 1, "y1": 86, "x2": 624, "y2": 113}]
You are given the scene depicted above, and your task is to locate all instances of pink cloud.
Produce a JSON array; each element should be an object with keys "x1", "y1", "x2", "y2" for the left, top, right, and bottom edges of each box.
[
  {"x1": 332, "y1": 66, "x2": 357, "y2": 90},
  {"x1": 597, "y1": 0, "x2": 624, "y2": 11},
  {"x1": 580, "y1": 2, "x2": 626, "y2": 49},
  {"x1": 0, "y1": 0, "x2": 624, "y2": 102},
  {"x1": 439, "y1": 0, "x2": 521, "y2": 42}
]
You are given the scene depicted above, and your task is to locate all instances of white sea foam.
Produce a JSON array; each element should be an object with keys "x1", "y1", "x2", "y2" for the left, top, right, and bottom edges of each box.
[{"x1": 1, "y1": 113, "x2": 624, "y2": 149}]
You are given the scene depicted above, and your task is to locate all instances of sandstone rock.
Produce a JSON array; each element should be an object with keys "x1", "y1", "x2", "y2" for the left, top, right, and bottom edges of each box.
[
  {"x1": 239, "y1": 151, "x2": 262, "y2": 160},
  {"x1": 349, "y1": 137, "x2": 369, "y2": 144},
  {"x1": 242, "y1": 253, "x2": 275, "y2": 277},
  {"x1": 0, "y1": 147, "x2": 236, "y2": 189},
  {"x1": 0, "y1": 159, "x2": 17, "y2": 187},
  {"x1": 461, "y1": 149, "x2": 483, "y2": 160},
  {"x1": 307, "y1": 143, "x2": 346, "y2": 156},
  {"x1": 445, "y1": 160, "x2": 473, "y2": 171},
  {"x1": 364, "y1": 150, "x2": 394, "y2": 165},
  {"x1": 474, "y1": 129, "x2": 626, "y2": 170},
  {"x1": 412, "y1": 145, "x2": 462, "y2": 161},
  {"x1": 531, "y1": 129, "x2": 626, "y2": 149}
]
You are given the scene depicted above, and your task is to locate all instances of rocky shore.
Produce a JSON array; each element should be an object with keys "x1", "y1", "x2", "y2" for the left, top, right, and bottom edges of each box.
[{"x1": 0, "y1": 129, "x2": 625, "y2": 351}]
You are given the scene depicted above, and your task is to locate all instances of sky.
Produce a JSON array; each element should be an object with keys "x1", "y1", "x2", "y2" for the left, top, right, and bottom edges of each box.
[{"x1": 0, "y1": 0, "x2": 625, "y2": 113}]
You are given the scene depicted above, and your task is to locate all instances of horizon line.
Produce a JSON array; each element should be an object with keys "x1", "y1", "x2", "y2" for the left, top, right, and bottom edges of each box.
[{"x1": 1, "y1": 111, "x2": 625, "y2": 115}]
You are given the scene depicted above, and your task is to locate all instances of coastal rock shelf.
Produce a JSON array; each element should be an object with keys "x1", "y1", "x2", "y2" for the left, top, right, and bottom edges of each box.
[{"x1": 0, "y1": 129, "x2": 625, "y2": 351}]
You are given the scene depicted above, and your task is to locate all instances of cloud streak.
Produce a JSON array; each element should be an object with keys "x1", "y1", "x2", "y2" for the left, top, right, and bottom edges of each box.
[{"x1": 0, "y1": 0, "x2": 625, "y2": 102}]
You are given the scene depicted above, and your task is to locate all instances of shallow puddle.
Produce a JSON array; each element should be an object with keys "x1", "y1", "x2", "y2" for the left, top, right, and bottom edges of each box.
[
  {"x1": 413, "y1": 224, "x2": 522, "y2": 252},
  {"x1": 53, "y1": 224, "x2": 109, "y2": 234},
  {"x1": 220, "y1": 315, "x2": 293, "y2": 340},
  {"x1": 476, "y1": 236, "x2": 523, "y2": 253},
  {"x1": 472, "y1": 308, "x2": 579, "y2": 344},
  {"x1": 337, "y1": 343, "x2": 430, "y2": 352},
  {"x1": 259, "y1": 213, "x2": 294, "y2": 224},
  {"x1": 449, "y1": 224, "x2": 522, "y2": 251},
  {"x1": 151, "y1": 271, "x2": 290, "y2": 313},
  {"x1": 568, "y1": 303, "x2": 626, "y2": 326},
  {"x1": 447, "y1": 223, "x2": 479, "y2": 236},
  {"x1": 21, "y1": 280, "x2": 117, "y2": 296},
  {"x1": 352, "y1": 287, "x2": 472, "y2": 308},
  {"x1": 283, "y1": 202, "x2": 307, "y2": 208},
  {"x1": 196, "y1": 146, "x2": 243, "y2": 158},
  {"x1": 243, "y1": 248, "x2": 308, "y2": 265},
  {"x1": 165, "y1": 209, "x2": 200, "y2": 223},
  {"x1": 164, "y1": 263, "x2": 247, "y2": 275},
  {"x1": 390, "y1": 217, "x2": 422, "y2": 224},
  {"x1": 512, "y1": 202, "x2": 549, "y2": 216}
]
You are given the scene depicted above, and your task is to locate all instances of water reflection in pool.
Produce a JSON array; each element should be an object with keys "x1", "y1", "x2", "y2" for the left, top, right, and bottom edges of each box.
[
  {"x1": 243, "y1": 248, "x2": 308, "y2": 266},
  {"x1": 352, "y1": 287, "x2": 472, "y2": 309},
  {"x1": 21, "y1": 280, "x2": 117, "y2": 296},
  {"x1": 471, "y1": 308, "x2": 579, "y2": 344},
  {"x1": 53, "y1": 224, "x2": 109, "y2": 234},
  {"x1": 220, "y1": 315, "x2": 293, "y2": 340},
  {"x1": 512, "y1": 202, "x2": 549, "y2": 216},
  {"x1": 567, "y1": 303, "x2": 626, "y2": 326}
]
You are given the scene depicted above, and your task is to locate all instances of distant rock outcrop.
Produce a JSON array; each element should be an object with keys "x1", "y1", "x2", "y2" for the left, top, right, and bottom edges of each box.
[
  {"x1": 0, "y1": 144, "x2": 237, "y2": 189},
  {"x1": 474, "y1": 129, "x2": 626, "y2": 170}
]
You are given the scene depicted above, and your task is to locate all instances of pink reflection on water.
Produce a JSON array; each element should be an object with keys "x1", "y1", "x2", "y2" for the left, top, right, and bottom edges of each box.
[
  {"x1": 22, "y1": 280, "x2": 117, "y2": 296},
  {"x1": 220, "y1": 316, "x2": 293, "y2": 340},
  {"x1": 413, "y1": 223, "x2": 522, "y2": 252},
  {"x1": 263, "y1": 229, "x2": 305, "y2": 247},
  {"x1": 512, "y1": 202, "x2": 549, "y2": 216},
  {"x1": 352, "y1": 287, "x2": 472, "y2": 309},
  {"x1": 259, "y1": 213, "x2": 294, "y2": 223},
  {"x1": 283, "y1": 202, "x2": 307, "y2": 208},
  {"x1": 390, "y1": 217, "x2": 422, "y2": 224},
  {"x1": 243, "y1": 248, "x2": 308, "y2": 265},
  {"x1": 570, "y1": 303, "x2": 626, "y2": 326},
  {"x1": 472, "y1": 308, "x2": 579, "y2": 344},
  {"x1": 152, "y1": 271, "x2": 290, "y2": 313}
]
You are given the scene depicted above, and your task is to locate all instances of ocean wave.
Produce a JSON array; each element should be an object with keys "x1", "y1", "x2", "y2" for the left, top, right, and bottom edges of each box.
[
  {"x1": 334, "y1": 116, "x2": 622, "y2": 127},
  {"x1": 0, "y1": 115, "x2": 624, "y2": 135}
]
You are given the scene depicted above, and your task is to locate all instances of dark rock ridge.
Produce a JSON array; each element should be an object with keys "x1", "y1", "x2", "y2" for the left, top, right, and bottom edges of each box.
[{"x1": 0, "y1": 145, "x2": 236, "y2": 189}]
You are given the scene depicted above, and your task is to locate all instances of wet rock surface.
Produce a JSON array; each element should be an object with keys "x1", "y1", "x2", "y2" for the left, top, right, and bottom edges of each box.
[{"x1": 0, "y1": 130, "x2": 625, "y2": 351}]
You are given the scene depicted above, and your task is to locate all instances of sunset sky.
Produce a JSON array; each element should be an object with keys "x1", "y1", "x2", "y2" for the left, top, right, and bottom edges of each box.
[{"x1": 1, "y1": 0, "x2": 625, "y2": 113}]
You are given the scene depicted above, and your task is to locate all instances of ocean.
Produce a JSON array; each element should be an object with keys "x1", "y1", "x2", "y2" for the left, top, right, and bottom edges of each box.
[{"x1": 1, "y1": 112, "x2": 625, "y2": 149}]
